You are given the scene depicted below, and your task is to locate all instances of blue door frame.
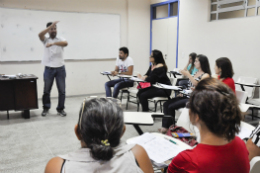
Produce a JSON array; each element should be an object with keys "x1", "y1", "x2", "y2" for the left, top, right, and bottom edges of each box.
[{"x1": 150, "y1": 0, "x2": 180, "y2": 68}]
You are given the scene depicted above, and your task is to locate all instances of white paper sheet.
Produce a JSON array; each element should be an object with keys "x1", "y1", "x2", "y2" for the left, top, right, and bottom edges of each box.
[
  {"x1": 128, "y1": 133, "x2": 185, "y2": 163},
  {"x1": 237, "y1": 126, "x2": 252, "y2": 140},
  {"x1": 101, "y1": 71, "x2": 111, "y2": 75}
]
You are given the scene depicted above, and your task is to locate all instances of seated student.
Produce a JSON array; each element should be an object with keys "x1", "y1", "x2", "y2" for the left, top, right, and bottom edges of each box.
[
  {"x1": 44, "y1": 98, "x2": 153, "y2": 173},
  {"x1": 137, "y1": 50, "x2": 171, "y2": 112},
  {"x1": 246, "y1": 124, "x2": 260, "y2": 161},
  {"x1": 168, "y1": 78, "x2": 250, "y2": 173},
  {"x1": 177, "y1": 52, "x2": 198, "y2": 89},
  {"x1": 160, "y1": 54, "x2": 211, "y2": 133},
  {"x1": 214, "y1": 57, "x2": 235, "y2": 93},
  {"x1": 105, "y1": 47, "x2": 134, "y2": 98}
]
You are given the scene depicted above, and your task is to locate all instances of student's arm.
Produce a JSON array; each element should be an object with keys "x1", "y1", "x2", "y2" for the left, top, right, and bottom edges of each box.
[
  {"x1": 132, "y1": 145, "x2": 154, "y2": 173},
  {"x1": 246, "y1": 138, "x2": 260, "y2": 161},
  {"x1": 111, "y1": 66, "x2": 119, "y2": 76},
  {"x1": 38, "y1": 21, "x2": 59, "y2": 42},
  {"x1": 44, "y1": 157, "x2": 64, "y2": 173},
  {"x1": 46, "y1": 41, "x2": 68, "y2": 47},
  {"x1": 120, "y1": 65, "x2": 133, "y2": 75}
]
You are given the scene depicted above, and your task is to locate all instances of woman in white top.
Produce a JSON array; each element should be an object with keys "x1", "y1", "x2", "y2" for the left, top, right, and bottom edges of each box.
[{"x1": 44, "y1": 98, "x2": 153, "y2": 173}]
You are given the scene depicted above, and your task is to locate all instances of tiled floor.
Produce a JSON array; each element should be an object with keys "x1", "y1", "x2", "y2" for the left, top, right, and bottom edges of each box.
[
  {"x1": 0, "y1": 95, "x2": 259, "y2": 173},
  {"x1": 0, "y1": 95, "x2": 164, "y2": 173}
]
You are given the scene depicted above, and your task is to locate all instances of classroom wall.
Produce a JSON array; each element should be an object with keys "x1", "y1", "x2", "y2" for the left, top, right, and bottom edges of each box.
[
  {"x1": 0, "y1": 0, "x2": 150, "y2": 99},
  {"x1": 178, "y1": 0, "x2": 260, "y2": 97}
]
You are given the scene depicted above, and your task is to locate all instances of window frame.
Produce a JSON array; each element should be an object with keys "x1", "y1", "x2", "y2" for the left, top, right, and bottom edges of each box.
[{"x1": 210, "y1": 0, "x2": 260, "y2": 21}]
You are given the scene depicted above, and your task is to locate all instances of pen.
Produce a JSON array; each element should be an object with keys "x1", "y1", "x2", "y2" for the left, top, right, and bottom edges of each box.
[{"x1": 164, "y1": 137, "x2": 177, "y2": 145}]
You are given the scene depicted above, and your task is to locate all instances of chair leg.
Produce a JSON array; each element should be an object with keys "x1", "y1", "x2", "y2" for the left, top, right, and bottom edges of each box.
[
  {"x1": 159, "y1": 101, "x2": 163, "y2": 113},
  {"x1": 120, "y1": 91, "x2": 123, "y2": 101},
  {"x1": 154, "y1": 101, "x2": 157, "y2": 112},
  {"x1": 252, "y1": 108, "x2": 254, "y2": 120},
  {"x1": 126, "y1": 92, "x2": 129, "y2": 110}
]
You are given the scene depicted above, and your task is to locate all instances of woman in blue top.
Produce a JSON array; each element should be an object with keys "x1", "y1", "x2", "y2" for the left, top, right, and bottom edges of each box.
[{"x1": 177, "y1": 53, "x2": 198, "y2": 89}]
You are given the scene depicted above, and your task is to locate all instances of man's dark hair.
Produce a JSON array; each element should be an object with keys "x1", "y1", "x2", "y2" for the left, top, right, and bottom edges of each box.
[
  {"x1": 46, "y1": 22, "x2": 53, "y2": 28},
  {"x1": 216, "y1": 57, "x2": 234, "y2": 78},
  {"x1": 119, "y1": 47, "x2": 129, "y2": 56},
  {"x1": 196, "y1": 54, "x2": 211, "y2": 76}
]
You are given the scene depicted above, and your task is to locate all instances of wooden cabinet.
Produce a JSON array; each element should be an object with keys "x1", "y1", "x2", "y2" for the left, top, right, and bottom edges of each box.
[{"x1": 0, "y1": 75, "x2": 38, "y2": 119}]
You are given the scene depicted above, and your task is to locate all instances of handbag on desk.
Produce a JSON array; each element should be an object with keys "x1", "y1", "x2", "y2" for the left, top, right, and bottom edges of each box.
[{"x1": 137, "y1": 82, "x2": 151, "y2": 89}]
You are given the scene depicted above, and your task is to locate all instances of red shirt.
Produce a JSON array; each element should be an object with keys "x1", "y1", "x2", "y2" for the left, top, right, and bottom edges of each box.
[
  {"x1": 168, "y1": 137, "x2": 250, "y2": 173},
  {"x1": 218, "y1": 76, "x2": 235, "y2": 93}
]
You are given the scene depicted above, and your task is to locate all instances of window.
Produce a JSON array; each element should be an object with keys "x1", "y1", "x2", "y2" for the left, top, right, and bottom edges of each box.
[
  {"x1": 210, "y1": 0, "x2": 260, "y2": 21},
  {"x1": 152, "y1": 1, "x2": 178, "y2": 19}
]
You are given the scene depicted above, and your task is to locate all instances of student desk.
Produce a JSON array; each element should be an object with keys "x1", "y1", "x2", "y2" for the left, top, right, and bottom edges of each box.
[
  {"x1": 124, "y1": 112, "x2": 156, "y2": 135},
  {"x1": 235, "y1": 82, "x2": 260, "y2": 91},
  {"x1": 0, "y1": 75, "x2": 38, "y2": 119}
]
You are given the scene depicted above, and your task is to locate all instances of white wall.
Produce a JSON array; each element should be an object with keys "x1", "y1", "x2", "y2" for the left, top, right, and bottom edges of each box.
[
  {"x1": 0, "y1": 0, "x2": 150, "y2": 99},
  {"x1": 151, "y1": 0, "x2": 168, "y2": 4},
  {"x1": 178, "y1": 0, "x2": 260, "y2": 97}
]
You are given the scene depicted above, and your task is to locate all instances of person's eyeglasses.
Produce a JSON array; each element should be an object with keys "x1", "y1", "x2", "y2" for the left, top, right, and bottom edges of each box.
[{"x1": 79, "y1": 96, "x2": 121, "y2": 130}]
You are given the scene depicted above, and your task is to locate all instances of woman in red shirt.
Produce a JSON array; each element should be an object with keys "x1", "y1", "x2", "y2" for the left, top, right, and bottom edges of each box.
[
  {"x1": 168, "y1": 78, "x2": 250, "y2": 173},
  {"x1": 214, "y1": 57, "x2": 235, "y2": 93}
]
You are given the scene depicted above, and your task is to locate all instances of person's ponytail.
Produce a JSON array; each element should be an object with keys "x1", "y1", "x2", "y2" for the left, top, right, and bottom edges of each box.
[{"x1": 89, "y1": 141, "x2": 113, "y2": 161}]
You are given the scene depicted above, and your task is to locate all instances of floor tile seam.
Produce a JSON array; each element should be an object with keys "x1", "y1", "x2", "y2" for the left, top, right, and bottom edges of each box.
[{"x1": 30, "y1": 121, "x2": 55, "y2": 157}]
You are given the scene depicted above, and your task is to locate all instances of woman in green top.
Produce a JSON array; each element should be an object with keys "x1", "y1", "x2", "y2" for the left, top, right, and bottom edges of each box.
[
  {"x1": 184, "y1": 52, "x2": 198, "y2": 75},
  {"x1": 177, "y1": 53, "x2": 198, "y2": 89}
]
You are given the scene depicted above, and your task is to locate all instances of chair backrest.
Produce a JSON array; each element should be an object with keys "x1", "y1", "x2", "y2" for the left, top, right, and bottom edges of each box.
[
  {"x1": 250, "y1": 156, "x2": 260, "y2": 173},
  {"x1": 236, "y1": 90, "x2": 248, "y2": 103},
  {"x1": 236, "y1": 76, "x2": 258, "y2": 99},
  {"x1": 176, "y1": 108, "x2": 201, "y2": 142}
]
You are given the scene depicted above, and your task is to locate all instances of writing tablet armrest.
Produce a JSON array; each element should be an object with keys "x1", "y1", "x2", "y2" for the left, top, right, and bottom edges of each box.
[{"x1": 151, "y1": 114, "x2": 172, "y2": 119}]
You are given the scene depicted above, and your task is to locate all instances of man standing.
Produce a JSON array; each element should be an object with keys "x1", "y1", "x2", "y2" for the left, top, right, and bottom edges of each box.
[
  {"x1": 105, "y1": 47, "x2": 134, "y2": 98},
  {"x1": 38, "y1": 21, "x2": 68, "y2": 117}
]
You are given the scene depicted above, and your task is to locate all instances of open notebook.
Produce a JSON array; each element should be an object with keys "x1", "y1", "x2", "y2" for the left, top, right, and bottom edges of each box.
[{"x1": 127, "y1": 133, "x2": 185, "y2": 163}]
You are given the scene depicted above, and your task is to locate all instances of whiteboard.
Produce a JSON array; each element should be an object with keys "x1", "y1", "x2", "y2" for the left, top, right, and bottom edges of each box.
[{"x1": 0, "y1": 7, "x2": 120, "y2": 61}]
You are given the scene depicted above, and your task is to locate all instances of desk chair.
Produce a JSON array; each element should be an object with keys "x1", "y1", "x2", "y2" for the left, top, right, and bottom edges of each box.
[
  {"x1": 250, "y1": 156, "x2": 260, "y2": 173},
  {"x1": 237, "y1": 90, "x2": 260, "y2": 120},
  {"x1": 148, "y1": 77, "x2": 175, "y2": 113},
  {"x1": 236, "y1": 76, "x2": 258, "y2": 100},
  {"x1": 176, "y1": 108, "x2": 201, "y2": 142}
]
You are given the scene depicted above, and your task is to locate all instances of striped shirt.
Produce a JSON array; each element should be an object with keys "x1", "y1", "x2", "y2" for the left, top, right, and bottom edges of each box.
[{"x1": 250, "y1": 124, "x2": 260, "y2": 147}]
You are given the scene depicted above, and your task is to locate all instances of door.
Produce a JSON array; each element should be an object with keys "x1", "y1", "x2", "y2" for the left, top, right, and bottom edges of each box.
[{"x1": 152, "y1": 17, "x2": 178, "y2": 71}]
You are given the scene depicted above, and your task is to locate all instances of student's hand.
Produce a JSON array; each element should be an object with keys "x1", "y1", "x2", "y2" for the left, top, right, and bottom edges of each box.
[
  {"x1": 46, "y1": 43, "x2": 54, "y2": 47},
  {"x1": 180, "y1": 69, "x2": 190, "y2": 76},
  {"x1": 50, "y1": 21, "x2": 59, "y2": 27},
  {"x1": 191, "y1": 87, "x2": 195, "y2": 91},
  {"x1": 111, "y1": 71, "x2": 118, "y2": 76},
  {"x1": 177, "y1": 93, "x2": 183, "y2": 97},
  {"x1": 137, "y1": 74, "x2": 142, "y2": 79}
]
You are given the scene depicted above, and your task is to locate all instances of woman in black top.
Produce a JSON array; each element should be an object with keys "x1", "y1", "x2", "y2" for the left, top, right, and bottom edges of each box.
[{"x1": 137, "y1": 50, "x2": 171, "y2": 112}]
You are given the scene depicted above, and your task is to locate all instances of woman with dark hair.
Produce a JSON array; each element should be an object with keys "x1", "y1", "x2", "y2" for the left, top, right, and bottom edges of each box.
[
  {"x1": 184, "y1": 52, "x2": 198, "y2": 75},
  {"x1": 215, "y1": 57, "x2": 235, "y2": 93},
  {"x1": 177, "y1": 53, "x2": 198, "y2": 89},
  {"x1": 137, "y1": 50, "x2": 171, "y2": 112},
  {"x1": 160, "y1": 54, "x2": 211, "y2": 133},
  {"x1": 44, "y1": 98, "x2": 153, "y2": 173},
  {"x1": 168, "y1": 78, "x2": 250, "y2": 173}
]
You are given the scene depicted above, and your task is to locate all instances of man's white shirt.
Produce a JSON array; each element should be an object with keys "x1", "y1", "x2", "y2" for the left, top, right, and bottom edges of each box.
[
  {"x1": 42, "y1": 37, "x2": 66, "y2": 67},
  {"x1": 115, "y1": 56, "x2": 134, "y2": 74}
]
